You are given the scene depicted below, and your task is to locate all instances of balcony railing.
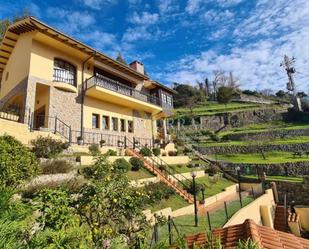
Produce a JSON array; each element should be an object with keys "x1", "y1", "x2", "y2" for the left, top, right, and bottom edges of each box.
[
  {"x1": 53, "y1": 68, "x2": 76, "y2": 86},
  {"x1": 86, "y1": 75, "x2": 162, "y2": 107}
]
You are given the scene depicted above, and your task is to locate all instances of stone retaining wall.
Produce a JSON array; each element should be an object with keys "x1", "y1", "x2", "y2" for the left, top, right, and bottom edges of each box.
[
  {"x1": 198, "y1": 142, "x2": 309, "y2": 155},
  {"x1": 222, "y1": 128, "x2": 309, "y2": 141},
  {"x1": 222, "y1": 161, "x2": 309, "y2": 176},
  {"x1": 275, "y1": 177, "x2": 309, "y2": 205}
]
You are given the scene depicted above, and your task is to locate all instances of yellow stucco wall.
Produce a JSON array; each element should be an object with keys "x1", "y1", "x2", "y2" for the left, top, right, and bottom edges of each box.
[
  {"x1": 0, "y1": 32, "x2": 33, "y2": 99},
  {"x1": 224, "y1": 189, "x2": 275, "y2": 228},
  {"x1": 29, "y1": 39, "x2": 92, "y2": 85},
  {"x1": 84, "y1": 96, "x2": 133, "y2": 129}
]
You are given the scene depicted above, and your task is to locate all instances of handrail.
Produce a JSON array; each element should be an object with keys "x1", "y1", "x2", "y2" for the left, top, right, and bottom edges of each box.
[
  {"x1": 86, "y1": 75, "x2": 163, "y2": 107},
  {"x1": 126, "y1": 137, "x2": 192, "y2": 192}
]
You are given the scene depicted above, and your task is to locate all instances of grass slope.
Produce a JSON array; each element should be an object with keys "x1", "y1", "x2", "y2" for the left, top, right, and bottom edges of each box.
[
  {"x1": 155, "y1": 197, "x2": 254, "y2": 242},
  {"x1": 211, "y1": 151, "x2": 309, "y2": 164}
]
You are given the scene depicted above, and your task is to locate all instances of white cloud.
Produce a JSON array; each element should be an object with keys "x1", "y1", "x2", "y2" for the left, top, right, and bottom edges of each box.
[
  {"x1": 215, "y1": 0, "x2": 243, "y2": 7},
  {"x1": 127, "y1": 11, "x2": 159, "y2": 26},
  {"x1": 80, "y1": 0, "x2": 118, "y2": 10},
  {"x1": 158, "y1": 0, "x2": 179, "y2": 14},
  {"x1": 46, "y1": 8, "x2": 95, "y2": 33},
  {"x1": 203, "y1": 9, "x2": 234, "y2": 23},
  {"x1": 122, "y1": 26, "x2": 161, "y2": 42},
  {"x1": 160, "y1": 0, "x2": 309, "y2": 91},
  {"x1": 185, "y1": 0, "x2": 202, "y2": 15}
]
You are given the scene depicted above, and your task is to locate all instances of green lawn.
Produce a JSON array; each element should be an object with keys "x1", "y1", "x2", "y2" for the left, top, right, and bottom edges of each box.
[
  {"x1": 173, "y1": 102, "x2": 286, "y2": 118},
  {"x1": 200, "y1": 136, "x2": 309, "y2": 147},
  {"x1": 169, "y1": 164, "x2": 205, "y2": 174},
  {"x1": 148, "y1": 195, "x2": 189, "y2": 212},
  {"x1": 244, "y1": 175, "x2": 303, "y2": 183},
  {"x1": 195, "y1": 176, "x2": 235, "y2": 200},
  {"x1": 210, "y1": 151, "x2": 309, "y2": 164},
  {"x1": 148, "y1": 177, "x2": 235, "y2": 212},
  {"x1": 220, "y1": 120, "x2": 309, "y2": 136},
  {"x1": 154, "y1": 197, "x2": 254, "y2": 243},
  {"x1": 126, "y1": 168, "x2": 155, "y2": 180}
]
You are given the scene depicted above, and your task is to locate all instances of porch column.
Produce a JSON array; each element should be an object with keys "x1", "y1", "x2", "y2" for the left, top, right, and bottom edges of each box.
[{"x1": 163, "y1": 118, "x2": 168, "y2": 143}]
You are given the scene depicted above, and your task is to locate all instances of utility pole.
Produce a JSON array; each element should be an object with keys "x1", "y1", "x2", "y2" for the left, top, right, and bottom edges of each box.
[{"x1": 280, "y1": 55, "x2": 302, "y2": 111}]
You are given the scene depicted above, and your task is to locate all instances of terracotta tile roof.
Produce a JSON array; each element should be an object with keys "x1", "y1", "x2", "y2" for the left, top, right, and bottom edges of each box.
[{"x1": 185, "y1": 219, "x2": 309, "y2": 249}]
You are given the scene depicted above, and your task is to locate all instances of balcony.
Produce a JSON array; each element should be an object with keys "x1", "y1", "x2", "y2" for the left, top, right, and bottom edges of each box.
[
  {"x1": 85, "y1": 75, "x2": 164, "y2": 114},
  {"x1": 53, "y1": 68, "x2": 77, "y2": 93}
]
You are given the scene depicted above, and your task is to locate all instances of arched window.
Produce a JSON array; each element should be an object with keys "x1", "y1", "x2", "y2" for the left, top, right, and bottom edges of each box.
[{"x1": 53, "y1": 58, "x2": 76, "y2": 86}]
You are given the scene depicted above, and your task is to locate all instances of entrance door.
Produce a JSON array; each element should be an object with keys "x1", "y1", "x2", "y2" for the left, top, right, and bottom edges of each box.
[{"x1": 34, "y1": 106, "x2": 46, "y2": 130}]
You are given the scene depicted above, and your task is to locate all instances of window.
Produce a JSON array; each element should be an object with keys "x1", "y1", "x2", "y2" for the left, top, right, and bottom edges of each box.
[
  {"x1": 128, "y1": 120, "x2": 134, "y2": 133},
  {"x1": 92, "y1": 114, "x2": 99, "y2": 129},
  {"x1": 102, "y1": 115, "x2": 109, "y2": 130},
  {"x1": 120, "y1": 119, "x2": 126, "y2": 132},
  {"x1": 161, "y1": 93, "x2": 167, "y2": 104},
  {"x1": 112, "y1": 117, "x2": 118, "y2": 131},
  {"x1": 53, "y1": 58, "x2": 76, "y2": 86},
  {"x1": 166, "y1": 95, "x2": 172, "y2": 106}
]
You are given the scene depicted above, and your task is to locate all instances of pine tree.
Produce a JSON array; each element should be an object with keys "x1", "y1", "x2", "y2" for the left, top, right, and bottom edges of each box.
[{"x1": 115, "y1": 52, "x2": 127, "y2": 65}]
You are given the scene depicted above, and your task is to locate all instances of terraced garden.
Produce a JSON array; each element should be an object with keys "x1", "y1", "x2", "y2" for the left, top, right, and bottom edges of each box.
[{"x1": 173, "y1": 101, "x2": 283, "y2": 117}]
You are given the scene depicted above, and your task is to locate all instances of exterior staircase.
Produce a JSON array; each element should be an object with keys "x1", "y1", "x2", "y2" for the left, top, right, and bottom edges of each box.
[
  {"x1": 126, "y1": 147, "x2": 194, "y2": 203},
  {"x1": 274, "y1": 205, "x2": 289, "y2": 232}
]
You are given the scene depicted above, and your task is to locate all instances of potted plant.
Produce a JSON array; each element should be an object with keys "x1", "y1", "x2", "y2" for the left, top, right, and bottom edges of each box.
[
  {"x1": 99, "y1": 139, "x2": 105, "y2": 147},
  {"x1": 77, "y1": 136, "x2": 83, "y2": 145}
]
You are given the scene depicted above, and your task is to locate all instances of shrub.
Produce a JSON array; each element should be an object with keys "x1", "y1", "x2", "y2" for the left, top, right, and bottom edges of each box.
[
  {"x1": 206, "y1": 165, "x2": 220, "y2": 175},
  {"x1": 210, "y1": 133, "x2": 220, "y2": 142},
  {"x1": 152, "y1": 147, "x2": 161, "y2": 156},
  {"x1": 104, "y1": 149, "x2": 117, "y2": 156},
  {"x1": 139, "y1": 147, "x2": 152, "y2": 156},
  {"x1": 40, "y1": 159, "x2": 73, "y2": 174},
  {"x1": 129, "y1": 157, "x2": 144, "y2": 171},
  {"x1": 113, "y1": 158, "x2": 131, "y2": 173},
  {"x1": 168, "y1": 150, "x2": 177, "y2": 156},
  {"x1": 31, "y1": 136, "x2": 69, "y2": 158},
  {"x1": 34, "y1": 188, "x2": 73, "y2": 230},
  {"x1": 183, "y1": 147, "x2": 192, "y2": 155},
  {"x1": 88, "y1": 144, "x2": 100, "y2": 156},
  {"x1": 82, "y1": 156, "x2": 111, "y2": 180},
  {"x1": 200, "y1": 130, "x2": 212, "y2": 136},
  {"x1": 144, "y1": 182, "x2": 175, "y2": 203},
  {"x1": 185, "y1": 182, "x2": 203, "y2": 195},
  {"x1": 0, "y1": 135, "x2": 39, "y2": 188},
  {"x1": 173, "y1": 138, "x2": 184, "y2": 147}
]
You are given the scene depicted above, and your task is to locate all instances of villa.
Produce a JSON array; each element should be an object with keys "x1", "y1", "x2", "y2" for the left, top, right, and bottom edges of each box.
[{"x1": 0, "y1": 17, "x2": 175, "y2": 145}]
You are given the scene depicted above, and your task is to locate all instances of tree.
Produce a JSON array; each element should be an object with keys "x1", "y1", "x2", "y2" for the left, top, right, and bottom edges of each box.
[
  {"x1": 0, "y1": 9, "x2": 30, "y2": 42},
  {"x1": 275, "y1": 90, "x2": 286, "y2": 98},
  {"x1": 115, "y1": 52, "x2": 127, "y2": 65},
  {"x1": 204, "y1": 78, "x2": 210, "y2": 97},
  {"x1": 76, "y1": 156, "x2": 149, "y2": 248},
  {"x1": 172, "y1": 83, "x2": 200, "y2": 108},
  {"x1": 217, "y1": 86, "x2": 234, "y2": 107}
]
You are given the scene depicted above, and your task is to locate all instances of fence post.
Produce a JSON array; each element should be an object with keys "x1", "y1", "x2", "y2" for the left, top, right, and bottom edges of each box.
[
  {"x1": 69, "y1": 126, "x2": 72, "y2": 144},
  {"x1": 207, "y1": 211, "x2": 212, "y2": 231},
  {"x1": 54, "y1": 116, "x2": 58, "y2": 134},
  {"x1": 224, "y1": 201, "x2": 228, "y2": 222},
  {"x1": 154, "y1": 222, "x2": 159, "y2": 243},
  {"x1": 284, "y1": 193, "x2": 287, "y2": 227},
  {"x1": 168, "y1": 215, "x2": 172, "y2": 245},
  {"x1": 133, "y1": 137, "x2": 136, "y2": 149},
  {"x1": 124, "y1": 136, "x2": 127, "y2": 149},
  {"x1": 251, "y1": 187, "x2": 256, "y2": 199}
]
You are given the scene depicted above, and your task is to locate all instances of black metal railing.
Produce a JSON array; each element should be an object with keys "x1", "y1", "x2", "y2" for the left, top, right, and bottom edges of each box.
[
  {"x1": 126, "y1": 137, "x2": 193, "y2": 194},
  {"x1": 53, "y1": 68, "x2": 76, "y2": 86},
  {"x1": 32, "y1": 115, "x2": 72, "y2": 142},
  {"x1": 86, "y1": 75, "x2": 162, "y2": 107}
]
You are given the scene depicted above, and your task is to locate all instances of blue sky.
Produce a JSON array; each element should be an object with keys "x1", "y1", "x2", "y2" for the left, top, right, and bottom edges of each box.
[{"x1": 1, "y1": 0, "x2": 309, "y2": 92}]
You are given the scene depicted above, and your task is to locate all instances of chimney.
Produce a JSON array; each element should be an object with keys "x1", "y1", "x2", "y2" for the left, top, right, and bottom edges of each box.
[{"x1": 129, "y1": 60, "x2": 144, "y2": 74}]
